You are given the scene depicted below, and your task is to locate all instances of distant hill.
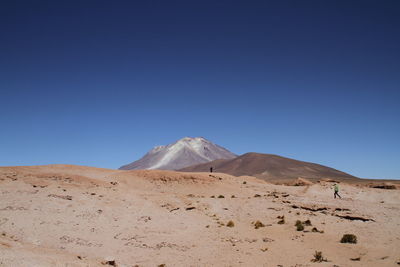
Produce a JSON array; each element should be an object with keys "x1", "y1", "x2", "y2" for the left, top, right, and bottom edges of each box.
[
  {"x1": 119, "y1": 137, "x2": 237, "y2": 170},
  {"x1": 180, "y1": 152, "x2": 356, "y2": 181}
]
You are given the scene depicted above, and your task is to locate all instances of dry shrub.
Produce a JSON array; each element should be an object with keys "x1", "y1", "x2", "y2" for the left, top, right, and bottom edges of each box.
[
  {"x1": 227, "y1": 221, "x2": 235, "y2": 227},
  {"x1": 295, "y1": 220, "x2": 304, "y2": 231},
  {"x1": 340, "y1": 234, "x2": 357, "y2": 244},
  {"x1": 311, "y1": 251, "x2": 327, "y2": 262}
]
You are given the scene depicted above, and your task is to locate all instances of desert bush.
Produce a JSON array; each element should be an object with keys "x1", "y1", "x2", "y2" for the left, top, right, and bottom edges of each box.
[
  {"x1": 277, "y1": 216, "x2": 285, "y2": 224},
  {"x1": 303, "y1": 219, "x2": 312, "y2": 226},
  {"x1": 311, "y1": 251, "x2": 327, "y2": 262},
  {"x1": 210, "y1": 195, "x2": 215, "y2": 198},
  {"x1": 227, "y1": 221, "x2": 235, "y2": 227},
  {"x1": 218, "y1": 195, "x2": 225, "y2": 198},
  {"x1": 243, "y1": 181, "x2": 247, "y2": 184},
  {"x1": 231, "y1": 195, "x2": 236, "y2": 198},
  {"x1": 295, "y1": 220, "x2": 304, "y2": 231},
  {"x1": 340, "y1": 234, "x2": 357, "y2": 244},
  {"x1": 254, "y1": 220, "x2": 265, "y2": 229},
  {"x1": 254, "y1": 194, "x2": 261, "y2": 197}
]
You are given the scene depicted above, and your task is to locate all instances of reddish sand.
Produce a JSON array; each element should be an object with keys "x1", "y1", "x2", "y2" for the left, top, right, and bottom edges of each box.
[{"x1": 0, "y1": 165, "x2": 399, "y2": 266}]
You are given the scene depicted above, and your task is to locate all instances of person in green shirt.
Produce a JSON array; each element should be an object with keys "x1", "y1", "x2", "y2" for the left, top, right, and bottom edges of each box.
[{"x1": 333, "y1": 183, "x2": 342, "y2": 199}]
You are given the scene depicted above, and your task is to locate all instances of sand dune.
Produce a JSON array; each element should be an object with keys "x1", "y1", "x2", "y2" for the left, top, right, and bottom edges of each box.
[{"x1": 0, "y1": 165, "x2": 399, "y2": 266}]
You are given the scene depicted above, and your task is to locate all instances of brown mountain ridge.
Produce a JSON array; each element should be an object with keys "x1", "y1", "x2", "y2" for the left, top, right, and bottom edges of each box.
[{"x1": 180, "y1": 152, "x2": 356, "y2": 182}]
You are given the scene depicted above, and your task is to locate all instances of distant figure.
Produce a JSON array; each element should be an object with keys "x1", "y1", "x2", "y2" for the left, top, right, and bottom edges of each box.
[
  {"x1": 210, "y1": 167, "x2": 213, "y2": 173},
  {"x1": 333, "y1": 183, "x2": 341, "y2": 199}
]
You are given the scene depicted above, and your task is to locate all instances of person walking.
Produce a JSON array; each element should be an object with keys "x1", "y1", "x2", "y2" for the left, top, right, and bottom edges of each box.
[{"x1": 333, "y1": 183, "x2": 342, "y2": 199}]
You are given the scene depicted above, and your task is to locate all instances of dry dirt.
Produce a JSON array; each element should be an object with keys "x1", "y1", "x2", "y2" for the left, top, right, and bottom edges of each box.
[{"x1": 0, "y1": 165, "x2": 399, "y2": 267}]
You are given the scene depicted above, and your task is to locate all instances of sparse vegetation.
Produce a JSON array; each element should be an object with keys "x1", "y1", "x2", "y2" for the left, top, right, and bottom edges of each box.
[
  {"x1": 227, "y1": 221, "x2": 235, "y2": 227},
  {"x1": 295, "y1": 220, "x2": 304, "y2": 231},
  {"x1": 311, "y1": 251, "x2": 327, "y2": 262},
  {"x1": 254, "y1": 220, "x2": 265, "y2": 229},
  {"x1": 340, "y1": 234, "x2": 357, "y2": 244}
]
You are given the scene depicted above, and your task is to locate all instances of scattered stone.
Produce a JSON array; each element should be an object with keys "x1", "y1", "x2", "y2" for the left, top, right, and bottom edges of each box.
[
  {"x1": 311, "y1": 227, "x2": 324, "y2": 233},
  {"x1": 292, "y1": 205, "x2": 327, "y2": 212},
  {"x1": 277, "y1": 215, "x2": 285, "y2": 224},
  {"x1": 254, "y1": 221, "x2": 265, "y2": 229},
  {"x1": 335, "y1": 208, "x2": 350, "y2": 211},
  {"x1": 262, "y1": 237, "x2": 274, "y2": 242},
  {"x1": 101, "y1": 257, "x2": 116, "y2": 266},
  {"x1": 260, "y1": 247, "x2": 268, "y2": 252},
  {"x1": 335, "y1": 214, "x2": 374, "y2": 222},
  {"x1": 48, "y1": 194, "x2": 72, "y2": 200},
  {"x1": 370, "y1": 184, "x2": 396, "y2": 189},
  {"x1": 169, "y1": 207, "x2": 180, "y2": 212}
]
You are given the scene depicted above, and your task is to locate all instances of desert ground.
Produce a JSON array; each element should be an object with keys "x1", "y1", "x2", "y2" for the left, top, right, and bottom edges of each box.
[{"x1": 0, "y1": 165, "x2": 399, "y2": 267}]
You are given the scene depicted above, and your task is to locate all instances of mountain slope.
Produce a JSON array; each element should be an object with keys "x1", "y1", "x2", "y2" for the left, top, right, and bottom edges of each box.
[
  {"x1": 119, "y1": 137, "x2": 237, "y2": 170},
  {"x1": 180, "y1": 152, "x2": 356, "y2": 181}
]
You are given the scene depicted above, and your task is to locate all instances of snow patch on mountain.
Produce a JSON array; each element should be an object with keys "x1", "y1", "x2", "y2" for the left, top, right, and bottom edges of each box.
[{"x1": 119, "y1": 137, "x2": 237, "y2": 170}]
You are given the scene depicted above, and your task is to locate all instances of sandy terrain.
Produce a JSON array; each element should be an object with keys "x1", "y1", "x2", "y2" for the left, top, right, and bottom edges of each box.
[{"x1": 0, "y1": 165, "x2": 399, "y2": 267}]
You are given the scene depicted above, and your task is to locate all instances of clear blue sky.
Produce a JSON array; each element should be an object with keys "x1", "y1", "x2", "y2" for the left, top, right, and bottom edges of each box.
[{"x1": 1, "y1": 1, "x2": 399, "y2": 179}]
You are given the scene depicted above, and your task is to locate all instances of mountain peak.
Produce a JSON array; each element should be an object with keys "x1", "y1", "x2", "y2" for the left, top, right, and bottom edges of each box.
[{"x1": 119, "y1": 137, "x2": 237, "y2": 170}]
